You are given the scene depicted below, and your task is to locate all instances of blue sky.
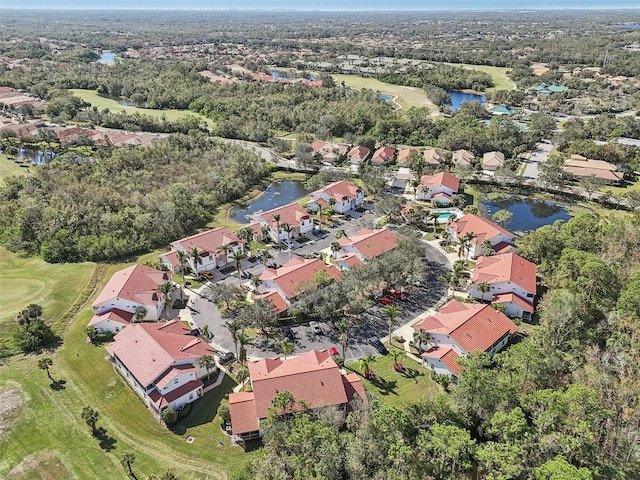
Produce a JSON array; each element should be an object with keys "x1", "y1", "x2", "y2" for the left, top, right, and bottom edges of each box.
[{"x1": 1, "y1": 1, "x2": 638, "y2": 10}]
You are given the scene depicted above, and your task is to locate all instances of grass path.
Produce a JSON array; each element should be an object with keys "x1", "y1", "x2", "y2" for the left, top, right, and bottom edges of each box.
[{"x1": 70, "y1": 89, "x2": 215, "y2": 129}]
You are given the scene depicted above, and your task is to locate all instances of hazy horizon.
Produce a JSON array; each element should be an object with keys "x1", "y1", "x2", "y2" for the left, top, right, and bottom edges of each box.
[{"x1": 2, "y1": 1, "x2": 639, "y2": 11}]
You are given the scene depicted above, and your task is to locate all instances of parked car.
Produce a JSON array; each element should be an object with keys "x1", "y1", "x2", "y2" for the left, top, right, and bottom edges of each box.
[
  {"x1": 310, "y1": 321, "x2": 322, "y2": 334},
  {"x1": 387, "y1": 289, "x2": 407, "y2": 301},
  {"x1": 376, "y1": 296, "x2": 394, "y2": 306},
  {"x1": 282, "y1": 326, "x2": 295, "y2": 341},
  {"x1": 369, "y1": 338, "x2": 389, "y2": 355},
  {"x1": 201, "y1": 270, "x2": 214, "y2": 280},
  {"x1": 219, "y1": 351, "x2": 236, "y2": 365},
  {"x1": 329, "y1": 346, "x2": 339, "y2": 356}
]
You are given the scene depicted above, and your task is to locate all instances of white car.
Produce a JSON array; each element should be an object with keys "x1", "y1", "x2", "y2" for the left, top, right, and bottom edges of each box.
[{"x1": 309, "y1": 321, "x2": 322, "y2": 334}]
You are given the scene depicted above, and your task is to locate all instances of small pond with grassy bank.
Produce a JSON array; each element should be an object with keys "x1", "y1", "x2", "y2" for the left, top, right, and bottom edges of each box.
[
  {"x1": 480, "y1": 193, "x2": 572, "y2": 233},
  {"x1": 230, "y1": 180, "x2": 310, "y2": 224}
]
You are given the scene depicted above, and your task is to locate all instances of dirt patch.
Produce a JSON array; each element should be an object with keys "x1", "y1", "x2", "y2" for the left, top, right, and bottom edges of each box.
[
  {"x1": 0, "y1": 381, "x2": 26, "y2": 438},
  {"x1": 7, "y1": 450, "x2": 75, "y2": 480}
]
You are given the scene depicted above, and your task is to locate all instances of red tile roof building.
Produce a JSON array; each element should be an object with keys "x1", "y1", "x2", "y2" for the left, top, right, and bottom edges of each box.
[
  {"x1": 482, "y1": 151, "x2": 505, "y2": 171},
  {"x1": 371, "y1": 147, "x2": 396, "y2": 165},
  {"x1": 470, "y1": 253, "x2": 537, "y2": 319},
  {"x1": 453, "y1": 149, "x2": 475, "y2": 169},
  {"x1": 347, "y1": 145, "x2": 371, "y2": 164},
  {"x1": 396, "y1": 148, "x2": 418, "y2": 166},
  {"x1": 251, "y1": 202, "x2": 314, "y2": 243},
  {"x1": 228, "y1": 350, "x2": 366, "y2": 440},
  {"x1": 423, "y1": 148, "x2": 446, "y2": 169},
  {"x1": 163, "y1": 227, "x2": 245, "y2": 275},
  {"x1": 310, "y1": 141, "x2": 348, "y2": 164},
  {"x1": 416, "y1": 172, "x2": 460, "y2": 204},
  {"x1": 563, "y1": 156, "x2": 624, "y2": 185},
  {"x1": 414, "y1": 300, "x2": 518, "y2": 377},
  {"x1": 91, "y1": 264, "x2": 172, "y2": 330},
  {"x1": 105, "y1": 320, "x2": 215, "y2": 416},
  {"x1": 337, "y1": 228, "x2": 400, "y2": 261},
  {"x1": 259, "y1": 257, "x2": 342, "y2": 302},
  {"x1": 308, "y1": 180, "x2": 364, "y2": 214},
  {"x1": 446, "y1": 213, "x2": 515, "y2": 259}
]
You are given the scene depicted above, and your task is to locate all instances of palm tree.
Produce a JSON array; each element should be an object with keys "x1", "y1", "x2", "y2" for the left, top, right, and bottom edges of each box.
[
  {"x1": 38, "y1": 356, "x2": 54, "y2": 381},
  {"x1": 237, "y1": 330, "x2": 251, "y2": 365},
  {"x1": 441, "y1": 230, "x2": 452, "y2": 246},
  {"x1": 330, "y1": 241, "x2": 342, "y2": 259},
  {"x1": 463, "y1": 232, "x2": 475, "y2": 259},
  {"x1": 278, "y1": 338, "x2": 295, "y2": 359},
  {"x1": 453, "y1": 260, "x2": 467, "y2": 291},
  {"x1": 199, "y1": 354, "x2": 217, "y2": 381},
  {"x1": 156, "y1": 281, "x2": 176, "y2": 318},
  {"x1": 232, "y1": 250, "x2": 247, "y2": 284},
  {"x1": 384, "y1": 305, "x2": 401, "y2": 342},
  {"x1": 85, "y1": 326, "x2": 98, "y2": 343},
  {"x1": 176, "y1": 250, "x2": 189, "y2": 287},
  {"x1": 413, "y1": 329, "x2": 432, "y2": 352},
  {"x1": 133, "y1": 307, "x2": 147, "y2": 323},
  {"x1": 335, "y1": 229, "x2": 347, "y2": 239},
  {"x1": 81, "y1": 406, "x2": 99, "y2": 435},
  {"x1": 250, "y1": 275, "x2": 262, "y2": 292},
  {"x1": 189, "y1": 246, "x2": 203, "y2": 275},
  {"x1": 261, "y1": 224, "x2": 272, "y2": 243},
  {"x1": 281, "y1": 222, "x2": 294, "y2": 260},
  {"x1": 439, "y1": 272, "x2": 454, "y2": 297},
  {"x1": 220, "y1": 243, "x2": 234, "y2": 267},
  {"x1": 428, "y1": 211, "x2": 440, "y2": 234},
  {"x1": 481, "y1": 239, "x2": 496, "y2": 256},
  {"x1": 272, "y1": 213, "x2": 281, "y2": 242},
  {"x1": 477, "y1": 281, "x2": 491, "y2": 302},
  {"x1": 235, "y1": 366, "x2": 250, "y2": 387},
  {"x1": 237, "y1": 226, "x2": 255, "y2": 256},
  {"x1": 391, "y1": 349, "x2": 406, "y2": 371},
  {"x1": 225, "y1": 319, "x2": 242, "y2": 359},
  {"x1": 200, "y1": 324, "x2": 213, "y2": 342},
  {"x1": 359, "y1": 355, "x2": 376, "y2": 378},
  {"x1": 259, "y1": 248, "x2": 273, "y2": 268},
  {"x1": 336, "y1": 320, "x2": 348, "y2": 357},
  {"x1": 120, "y1": 452, "x2": 136, "y2": 476}
]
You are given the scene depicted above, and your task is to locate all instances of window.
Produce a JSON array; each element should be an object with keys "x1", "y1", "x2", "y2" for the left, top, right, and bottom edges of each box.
[
  {"x1": 526, "y1": 293, "x2": 534, "y2": 298},
  {"x1": 189, "y1": 394, "x2": 193, "y2": 400},
  {"x1": 174, "y1": 379, "x2": 179, "y2": 384}
]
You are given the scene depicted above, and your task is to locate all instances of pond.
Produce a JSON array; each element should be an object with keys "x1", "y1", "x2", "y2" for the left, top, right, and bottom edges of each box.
[
  {"x1": 448, "y1": 91, "x2": 486, "y2": 111},
  {"x1": 230, "y1": 180, "x2": 310, "y2": 224},
  {"x1": 97, "y1": 52, "x2": 116, "y2": 64},
  {"x1": 479, "y1": 196, "x2": 572, "y2": 233},
  {"x1": 15, "y1": 148, "x2": 56, "y2": 165},
  {"x1": 379, "y1": 94, "x2": 392, "y2": 102}
]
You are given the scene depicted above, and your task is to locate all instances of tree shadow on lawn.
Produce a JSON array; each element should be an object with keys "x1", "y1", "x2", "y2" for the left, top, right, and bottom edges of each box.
[
  {"x1": 399, "y1": 367, "x2": 423, "y2": 383},
  {"x1": 94, "y1": 426, "x2": 117, "y2": 452},
  {"x1": 171, "y1": 375, "x2": 237, "y2": 436},
  {"x1": 344, "y1": 365, "x2": 399, "y2": 397},
  {"x1": 49, "y1": 379, "x2": 66, "y2": 391}
]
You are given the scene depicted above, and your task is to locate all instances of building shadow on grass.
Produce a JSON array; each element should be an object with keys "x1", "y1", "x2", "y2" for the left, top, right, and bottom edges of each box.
[
  {"x1": 94, "y1": 427, "x2": 117, "y2": 451},
  {"x1": 49, "y1": 379, "x2": 66, "y2": 391}
]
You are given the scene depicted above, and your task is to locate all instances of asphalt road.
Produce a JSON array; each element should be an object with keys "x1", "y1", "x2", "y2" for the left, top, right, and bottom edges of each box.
[{"x1": 522, "y1": 140, "x2": 552, "y2": 181}]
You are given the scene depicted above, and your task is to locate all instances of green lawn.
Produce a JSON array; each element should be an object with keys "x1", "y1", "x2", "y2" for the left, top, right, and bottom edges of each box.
[
  {"x1": 0, "y1": 249, "x2": 250, "y2": 479},
  {"x1": 0, "y1": 248, "x2": 95, "y2": 353},
  {"x1": 444, "y1": 63, "x2": 516, "y2": 92},
  {"x1": 330, "y1": 74, "x2": 439, "y2": 112},
  {"x1": 0, "y1": 153, "x2": 31, "y2": 181},
  {"x1": 347, "y1": 346, "x2": 441, "y2": 409},
  {"x1": 70, "y1": 89, "x2": 215, "y2": 129},
  {"x1": 600, "y1": 180, "x2": 640, "y2": 194}
]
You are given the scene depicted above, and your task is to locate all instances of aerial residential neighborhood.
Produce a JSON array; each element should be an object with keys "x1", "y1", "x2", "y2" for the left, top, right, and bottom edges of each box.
[{"x1": 1, "y1": 4, "x2": 639, "y2": 480}]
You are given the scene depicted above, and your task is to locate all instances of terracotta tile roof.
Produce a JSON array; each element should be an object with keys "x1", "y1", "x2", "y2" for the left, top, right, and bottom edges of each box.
[
  {"x1": 449, "y1": 213, "x2": 514, "y2": 246},
  {"x1": 423, "y1": 148, "x2": 446, "y2": 166},
  {"x1": 171, "y1": 227, "x2": 243, "y2": 256},
  {"x1": 93, "y1": 264, "x2": 170, "y2": 307},
  {"x1": 259, "y1": 257, "x2": 341, "y2": 299},
  {"x1": 453, "y1": 149, "x2": 475, "y2": 167},
  {"x1": 160, "y1": 250, "x2": 180, "y2": 269},
  {"x1": 422, "y1": 346, "x2": 461, "y2": 376},
  {"x1": 414, "y1": 300, "x2": 518, "y2": 353},
  {"x1": 493, "y1": 242, "x2": 516, "y2": 255},
  {"x1": 254, "y1": 203, "x2": 311, "y2": 230},
  {"x1": 229, "y1": 391, "x2": 260, "y2": 434},
  {"x1": 396, "y1": 148, "x2": 418, "y2": 165},
  {"x1": 563, "y1": 157, "x2": 623, "y2": 182},
  {"x1": 472, "y1": 253, "x2": 536, "y2": 294},
  {"x1": 105, "y1": 320, "x2": 214, "y2": 388},
  {"x1": 313, "y1": 180, "x2": 362, "y2": 203},
  {"x1": 338, "y1": 228, "x2": 400, "y2": 259},
  {"x1": 371, "y1": 147, "x2": 396, "y2": 164},
  {"x1": 419, "y1": 172, "x2": 460, "y2": 192},
  {"x1": 148, "y1": 379, "x2": 203, "y2": 409},
  {"x1": 341, "y1": 373, "x2": 368, "y2": 410},
  {"x1": 254, "y1": 291, "x2": 289, "y2": 315},
  {"x1": 347, "y1": 146, "x2": 371, "y2": 162},
  {"x1": 342, "y1": 254, "x2": 364, "y2": 268},
  {"x1": 493, "y1": 293, "x2": 534, "y2": 312},
  {"x1": 88, "y1": 308, "x2": 133, "y2": 328},
  {"x1": 249, "y1": 350, "x2": 351, "y2": 420}
]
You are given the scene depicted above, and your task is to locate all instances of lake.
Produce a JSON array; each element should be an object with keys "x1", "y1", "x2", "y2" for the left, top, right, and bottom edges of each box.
[
  {"x1": 480, "y1": 196, "x2": 572, "y2": 233},
  {"x1": 15, "y1": 148, "x2": 56, "y2": 165},
  {"x1": 230, "y1": 180, "x2": 310, "y2": 224},
  {"x1": 97, "y1": 52, "x2": 116, "y2": 64},
  {"x1": 448, "y1": 91, "x2": 486, "y2": 111}
]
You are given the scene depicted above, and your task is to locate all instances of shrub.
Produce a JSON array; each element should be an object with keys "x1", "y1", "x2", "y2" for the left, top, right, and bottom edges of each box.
[
  {"x1": 176, "y1": 404, "x2": 191, "y2": 420},
  {"x1": 162, "y1": 407, "x2": 178, "y2": 426}
]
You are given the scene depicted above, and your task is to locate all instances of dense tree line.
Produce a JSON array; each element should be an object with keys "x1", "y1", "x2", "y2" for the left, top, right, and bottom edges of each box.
[
  {"x1": 381, "y1": 64, "x2": 494, "y2": 93},
  {"x1": 238, "y1": 211, "x2": 640, "y2": 480},
  {"x1": 0, "y1": 134, "x2": 268, "y2": 262}
]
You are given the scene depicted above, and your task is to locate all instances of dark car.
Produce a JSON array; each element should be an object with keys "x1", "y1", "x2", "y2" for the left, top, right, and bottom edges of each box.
[
  {"x1": 369, "y1": 338, "x2": 389, "y2": 355},
  {"x1": 376, "y1": 296, "x2": 394, "y2": 306},
  {"x1": 282, "y1": 326, "x2": 295, "y2": 341},
  {"x1": 219, "y1": 351, "x2": 236, "y2": 365},
  {"x1": 387, "y1": 289, "x2": 407, "y2": 301}
]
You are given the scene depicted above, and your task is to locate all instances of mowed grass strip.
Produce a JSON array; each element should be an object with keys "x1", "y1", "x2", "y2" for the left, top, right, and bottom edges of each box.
[
  {"x1": 0, "y1": 248, "x2": 95, "y2": 351},
  {"x1": 0, "y1": 153, "x2": 31, "y2": 181},
  {"x1": 443, "y1": 63, "x2": 516, "y2": 91},
  {"x1": 347, "y1": 346, "x2": 441, "y2": 409},
  {"x1": 70, "y1": 89, "x2": 215, "y2": 129}
]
